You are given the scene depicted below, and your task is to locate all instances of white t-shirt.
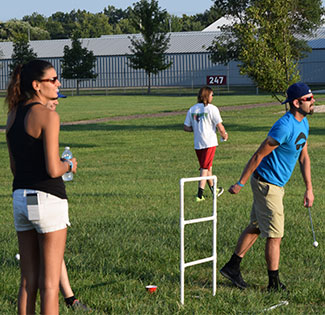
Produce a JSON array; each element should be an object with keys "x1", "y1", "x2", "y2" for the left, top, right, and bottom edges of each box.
[{"x1": 184, "y1": 103, "x2": 222, "y2": 150}]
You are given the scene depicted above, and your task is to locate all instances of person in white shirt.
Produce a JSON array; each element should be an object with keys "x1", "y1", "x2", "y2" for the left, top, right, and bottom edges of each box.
[{"x1": 184, "y1": 86, "x2": 228, "y2": 201}]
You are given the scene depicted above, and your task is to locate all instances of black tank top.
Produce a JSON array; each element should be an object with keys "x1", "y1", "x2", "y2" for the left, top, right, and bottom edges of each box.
[{"x1": 7, "y1": 102, "x2": 67, "y2": 199}]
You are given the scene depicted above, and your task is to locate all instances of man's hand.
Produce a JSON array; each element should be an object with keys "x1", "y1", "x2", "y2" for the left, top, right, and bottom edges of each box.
[
  {"x1": 228, "y1": 183, "x2": 243, "y2": 194},
  {"x1": 304, "y1": 189, "x2": 314, "y2": 208}
]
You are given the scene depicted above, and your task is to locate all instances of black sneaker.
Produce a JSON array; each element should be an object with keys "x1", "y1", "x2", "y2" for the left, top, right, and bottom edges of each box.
[
  {"x1": 267, "y1": 280, "x2": 287, "y2": 292},
  {"x1": 220, "y1": 264, "x2": 247, "y2": 289}
]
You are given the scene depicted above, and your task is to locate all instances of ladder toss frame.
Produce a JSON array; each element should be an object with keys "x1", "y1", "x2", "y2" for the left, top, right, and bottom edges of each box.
[{"x1": 179, "y1": 175, "x2": 217, "y2": 305}]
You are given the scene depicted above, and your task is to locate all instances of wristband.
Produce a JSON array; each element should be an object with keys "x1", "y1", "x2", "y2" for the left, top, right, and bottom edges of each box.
[{"x1": 237, "y1": 181, "x2": 244, "y2": 187}]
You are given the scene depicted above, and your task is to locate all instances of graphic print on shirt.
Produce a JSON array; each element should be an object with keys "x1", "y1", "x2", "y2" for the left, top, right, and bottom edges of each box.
[
  {"x1": 295, "y1": 132, "x2": 307, "y2": 151},
  {"x1": 192, "y1": 113, "x2": 207, "y2": 122}
]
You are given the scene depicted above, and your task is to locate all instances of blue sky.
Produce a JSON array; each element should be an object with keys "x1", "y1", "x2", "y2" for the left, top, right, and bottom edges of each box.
[{"x1": 0, "y1": 0, "x2": 215, "y2": 22}]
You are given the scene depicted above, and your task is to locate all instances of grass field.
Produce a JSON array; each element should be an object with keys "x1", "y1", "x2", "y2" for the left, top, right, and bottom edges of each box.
[
  {"x1": 0, "y1": 94, "x2": 280, "y2": 126},
  {"x1": 0, "y1": 94, "x2": 324, "y2": 314}
]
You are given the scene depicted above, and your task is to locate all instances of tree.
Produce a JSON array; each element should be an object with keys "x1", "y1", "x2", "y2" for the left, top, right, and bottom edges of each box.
[
  {"x1": 61, "y1": 34, "x2": 97, "y2": 95},
  {"x1": 208, "y1": 0, "x2": 323, "y2": 105},
  {"x1": 0, "y1": 20, "x2": 50, "y2": 41},
  {"x1": 9, "y1": 34, "x2": 37, "y2": 73},
  {"x1": 22, "y1": 12, "x2": 47, "y2": 28},
  {"x1": 104, "y1": 5, "x2": 128, "y2": 25},
  {"x1": 128, "y1": 0, "x2": 172, "y2": 94}
]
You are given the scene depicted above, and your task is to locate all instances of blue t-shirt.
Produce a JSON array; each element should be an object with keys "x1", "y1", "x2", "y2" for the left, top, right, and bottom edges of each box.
[{"x1": 257, "y1": 111, "x2": 309, "y2": 187}]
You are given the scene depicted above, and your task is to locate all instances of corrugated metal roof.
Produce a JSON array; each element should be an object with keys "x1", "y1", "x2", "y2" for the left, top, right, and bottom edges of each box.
[
  {"x1": 1, "y1": 28, "x2": 325, "y2": 60},
  {"x1": 304, "y1": 28, "x2": 325, "y2": 49},
  {"x1": 0, "y1": 41, "x2": 14, "y2": 58},
  {"x1": 202, "y1": 15, "x2": 239, "y2": 32},
  {"x1": 0, "y1": 31, "x2": 218, "y2": 59}
]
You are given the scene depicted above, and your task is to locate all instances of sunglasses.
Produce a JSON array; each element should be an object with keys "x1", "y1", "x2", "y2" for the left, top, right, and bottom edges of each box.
[
  {"x1": 39, "y1": 76, "x2": 58, "y2": 84},
  {"x1": 298, "y1": 95, "x2": 314, "y2": 102}
]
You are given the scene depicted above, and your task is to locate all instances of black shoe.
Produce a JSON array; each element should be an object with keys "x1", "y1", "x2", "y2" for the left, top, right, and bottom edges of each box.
[
  {"x1": 220, "y1": 264, "x2": 247, "y2": 289},
  {"x1": 267, "y1": 280, "x2": 287, "y2": 292}
]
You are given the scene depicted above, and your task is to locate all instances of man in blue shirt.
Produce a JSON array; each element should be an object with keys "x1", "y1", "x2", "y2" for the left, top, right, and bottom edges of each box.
[{"x1": 220, "y1": 83, "x2": 315, "y2": 291}]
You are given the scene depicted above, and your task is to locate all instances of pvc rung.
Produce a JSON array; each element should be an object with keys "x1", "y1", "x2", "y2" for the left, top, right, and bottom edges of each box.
[
  {"x1": 184, "y1": 256, "x2": 214, "y2": 268},
  {"x1": 181, "y1": 175, "x2": 216, "y2": 184},
  {"x1": 184, "y1": 216, "x2": 215, "y2": 225}
]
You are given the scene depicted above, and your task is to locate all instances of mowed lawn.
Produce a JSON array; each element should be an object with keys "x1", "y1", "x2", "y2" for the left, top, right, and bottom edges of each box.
[{"x1": 0, "y1": 95, "x2": 324, "y2": 314}]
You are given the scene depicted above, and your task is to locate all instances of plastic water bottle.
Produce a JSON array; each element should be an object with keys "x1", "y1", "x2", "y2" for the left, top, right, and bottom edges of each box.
[
  {"x1": 61, "y1": 146, "x2": 73, "y2": 181},
  {"x1": 220, "y1": 132, "x2": 228, "y2": 142}
]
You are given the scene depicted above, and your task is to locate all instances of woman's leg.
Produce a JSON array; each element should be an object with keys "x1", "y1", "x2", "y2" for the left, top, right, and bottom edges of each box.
[
  {"x1": 38, "y1": 228, "x2": 67, "y2": 315},
  {"x1": 17, "y1": 230, "x2": 40, "y2": 315},
  {"x1": 60, "y1": 259, "x2": 74, "y2": 298}
]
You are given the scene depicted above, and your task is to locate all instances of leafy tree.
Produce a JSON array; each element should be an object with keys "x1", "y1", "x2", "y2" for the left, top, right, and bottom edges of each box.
[
  {"x1": 0, "y1": 20, "x2": 49, "y2": 41},
  {"x1": 114, "y1": 18, "x2": 137, "y2": 34},
  {"x1": 178, "y1": 15, "x2": 204, "y2": 31},
  {"x1": 104, "y1": 5, "x2": 128, "y2": 25},
  {"x1": 45, "y1": 19, "x2": 66, "y2": 39},
  {"x1": 164, "y1": 14, "x2": 183, "y2": 32},
  {"x1": 22, "y1": 12, "x2": 47, "y2": 28},
  {"x1": 9, "y1": 34, "x2": 37, "y2": 73},
  {"x1": 61, "y1": 34, "x2": 97, "y2": 95},
  {"x1": 195, "y1": 6, "x2": 225, "y2": 29},
  {"x1": 48, "y1": 11, "x2": 77, "y2": 39},
  {"x1": 82, "y1": 12, "x2": 113, "y2": 37},
  {"x1": 104, "y1": 6, "x2": 136, "y2": 34},
  {"x1": 208, "y1": 0, "x2": 323, "y2": 105},
  {"x1": 128, "y1": 0, "x2": 172, "y2": 94}
]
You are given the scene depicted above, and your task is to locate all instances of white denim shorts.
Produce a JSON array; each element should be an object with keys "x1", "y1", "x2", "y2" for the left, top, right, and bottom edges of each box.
[{"x1": 13, "y1": 189, "x2": 70, "y2": 234}]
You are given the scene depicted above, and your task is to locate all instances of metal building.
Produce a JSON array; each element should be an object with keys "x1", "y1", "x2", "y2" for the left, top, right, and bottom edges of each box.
[{"x1": 1, "y1": 29, "x2": 325, "y2": 91}]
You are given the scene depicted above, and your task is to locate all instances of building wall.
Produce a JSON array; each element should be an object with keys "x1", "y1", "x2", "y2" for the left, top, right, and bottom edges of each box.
[
  {"x1": 3, "y1": 50, "x2": 325, "y2": 90},
  {"x1": 0, "y1": 53, "x2": 253, "y2": 90},
  {"x1": 299, "y1": 49, "x2": 325, "y2": 84}
]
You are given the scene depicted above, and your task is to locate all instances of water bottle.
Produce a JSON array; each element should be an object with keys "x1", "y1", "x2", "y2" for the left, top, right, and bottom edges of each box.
[{"x1": 61, "y1": 146, "x2": 73, "y2": 181}]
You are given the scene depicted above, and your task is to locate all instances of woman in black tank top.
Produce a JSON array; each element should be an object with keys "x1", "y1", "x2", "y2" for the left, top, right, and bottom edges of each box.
[{"x1": 5, "y1": 60, "x2": 77, "y2": 315}]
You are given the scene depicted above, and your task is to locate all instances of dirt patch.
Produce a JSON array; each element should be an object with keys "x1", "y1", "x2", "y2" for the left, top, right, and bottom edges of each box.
[
  {"x1": 60, "y1": 102, "x2": 325, "y2": 126},
  {"x1": 314, "y1": 105, "x2": 325, "y2": 113},
  {"x1": 1, "y1": 102, "x2": 324, "y2": 131},
  {"x1": 60, "y1": 102, "x2": 279, "y2": 126}
]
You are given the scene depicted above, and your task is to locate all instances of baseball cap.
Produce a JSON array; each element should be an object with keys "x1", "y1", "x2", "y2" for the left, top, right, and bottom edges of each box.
[
  {"x1": 281, "y1": 82, "x2": 311, "y2": 104},
  {"x1": 58, "y1": 92, "x2": 67, "y2": 98}
]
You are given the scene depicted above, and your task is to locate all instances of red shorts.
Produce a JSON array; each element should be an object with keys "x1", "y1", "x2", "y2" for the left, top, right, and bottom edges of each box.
[{"x1": 195, "y1": 146, "x2": 216, "y2": 169}]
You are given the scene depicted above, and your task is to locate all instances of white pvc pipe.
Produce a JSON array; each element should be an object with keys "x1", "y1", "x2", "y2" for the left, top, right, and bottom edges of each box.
[{"x1": 180, "y1": 176, "x2": 217, "y2": 305}]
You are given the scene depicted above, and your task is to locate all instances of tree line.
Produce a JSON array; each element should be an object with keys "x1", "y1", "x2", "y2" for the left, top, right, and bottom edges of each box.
[
  {"x1": 2, "y1": 0, "x2": 324, "y2": 99},
  {"x1": 0, "y1": 4, "x2": 222, "y2": 41}
]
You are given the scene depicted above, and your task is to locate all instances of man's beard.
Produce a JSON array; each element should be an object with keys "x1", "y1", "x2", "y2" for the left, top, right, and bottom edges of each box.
[{"x1": 298, "y1": 106, "x2": 314, "y2": 116}]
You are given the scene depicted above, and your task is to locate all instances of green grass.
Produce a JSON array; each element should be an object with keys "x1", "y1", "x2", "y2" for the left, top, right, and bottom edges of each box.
[
  {"x1": 0, "y1": 96, "x2": 324, "y2": 314},
  {"x1": 0, "y1": 93, "x2": 290, "y2": 126},
  {"x1": 1, "y1": 93, "x2": 325, "y2": 125}
]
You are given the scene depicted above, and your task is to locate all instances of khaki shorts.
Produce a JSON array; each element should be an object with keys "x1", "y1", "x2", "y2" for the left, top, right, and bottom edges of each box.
[
  {"x1": 250, "y1": 176, "x2": 285, "y2": 238},
  {"x1": 13, "y1": 189, "x2": 70, "y2": 234}
]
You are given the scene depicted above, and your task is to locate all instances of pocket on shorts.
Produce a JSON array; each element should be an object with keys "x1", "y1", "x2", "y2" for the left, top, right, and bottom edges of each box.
[
  {"x1": 259, "y1": 183, "x2": 270, "y2": 197},
  {"x1": 26, "y1": 192, "x2": 44, "y2": 221}
]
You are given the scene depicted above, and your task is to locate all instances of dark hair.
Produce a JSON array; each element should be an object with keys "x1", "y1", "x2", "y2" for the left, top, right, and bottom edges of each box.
[
  {"x1": 5, "y1": 59, "x2": 54, "y2": 112},
  {"x1": 197, "y1": 86, "x2": 213, "y2": 105}
]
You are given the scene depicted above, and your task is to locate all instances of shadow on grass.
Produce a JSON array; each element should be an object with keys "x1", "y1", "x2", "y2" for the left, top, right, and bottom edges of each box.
[
  {"x1": 60, "y1": 123, "x2": 183, "y2": 132},
  {"x1": 59, "y1": 142, "x2": 98, "y2": 149},
  {"x1": 309, "y1": 127, "x2": 325, "y2": 136},
  {"x1": 88, "y1": 280, "x2": 116, "y2": 289}
]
